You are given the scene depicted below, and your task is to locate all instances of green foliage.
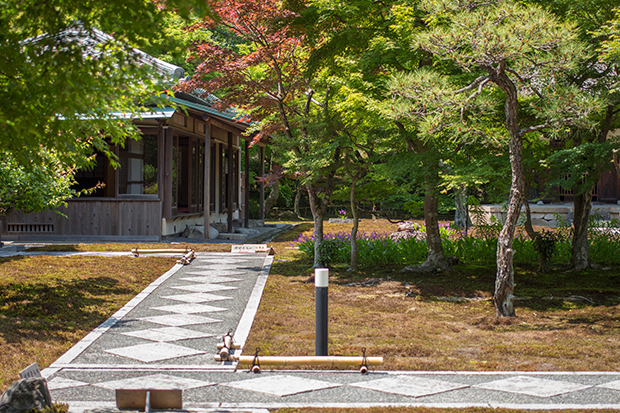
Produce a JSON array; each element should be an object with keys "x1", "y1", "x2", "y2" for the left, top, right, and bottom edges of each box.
[
  {"x1": 296, "y1": 228, "x2": 620, "y2": 268},
  {"x1": 533, "y1": 230, "x2": 559, "y2": 272},
  {"x1": 544, "y1": 142, "x2": 619, "y2": 195},
  {"x1": 0, "y1": 150, "x2": 79, "y2": 216}
]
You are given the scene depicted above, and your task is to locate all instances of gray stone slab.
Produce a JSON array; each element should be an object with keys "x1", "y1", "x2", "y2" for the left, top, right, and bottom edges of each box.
[
  {"x1": 119, "y1": 327, "x2": 216, "y2": 342},
  {"x1": 349, "y1": 375, "x2": 469, "y2": 398},
  {"x1": 94, "y1": 373, "x2": 214, "y2": 390},
  {"x1": 474, "y1": 376, "x2": 592, "y2": 397},
  {"x1": 180, "y1": 276, "x2": 244, "y2": 283},
  {"x1": 171, "y1": 284, "x2": 239, "y2": 293},
  {"x1": 222, "y1": 375, "x2": 342, "y2": 397},
  {"x1": 150, "y1": 303, "x2": 228, "y2": 314},
  {"x1": 138, "y1": 314, "x2": 223, "y2": 326},
  {"x1": 160, "y1": 292, "x2": 234, "y2": 303},
  {"x1": 104, "y1": 342, "x2": 207, "y2": 362}
]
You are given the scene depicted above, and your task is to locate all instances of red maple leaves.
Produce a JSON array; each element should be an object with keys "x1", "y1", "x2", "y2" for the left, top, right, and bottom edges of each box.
[{"x1": 182, "y1": 0, "x2": 308, "y2": 144}]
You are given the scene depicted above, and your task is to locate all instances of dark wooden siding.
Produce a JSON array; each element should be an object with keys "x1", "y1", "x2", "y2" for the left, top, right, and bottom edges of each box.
[{"x1": 1, "y1": 199, "x2": 161, "y2": 237}]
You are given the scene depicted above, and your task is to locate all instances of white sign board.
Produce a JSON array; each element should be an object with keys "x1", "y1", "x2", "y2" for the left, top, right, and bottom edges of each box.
[
  {"x1": 231, "y1": 244, "x2": 274, "y2": 255},
  {"x1": 19, "y1": 362, "x2": 42, "y2": 379}
]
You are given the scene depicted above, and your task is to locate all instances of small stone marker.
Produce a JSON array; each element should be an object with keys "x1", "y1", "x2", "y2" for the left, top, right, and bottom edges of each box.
[
  {"x1": 231, "y1": 244, "x2": 274, "y2": 255},
  {"x1": 19, "y1": 362, "x2": 42, "y2": 379}
]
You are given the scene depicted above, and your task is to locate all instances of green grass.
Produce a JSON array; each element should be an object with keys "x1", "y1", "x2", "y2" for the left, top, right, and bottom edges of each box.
[{"x1": 0, "y1": 255, "x2": 176, "y2": 392}]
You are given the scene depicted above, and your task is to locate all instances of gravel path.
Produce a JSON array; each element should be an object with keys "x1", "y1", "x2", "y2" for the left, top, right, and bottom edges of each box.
[{"x1": 30, "y1": 252, "x2": 620, "y2": 412}]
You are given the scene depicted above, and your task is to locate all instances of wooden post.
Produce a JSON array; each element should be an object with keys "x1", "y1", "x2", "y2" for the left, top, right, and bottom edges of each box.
[
  {"x1": 259, "y1": 145, "x2": 265, "y2": 221},
  {"x1": 163, "y1": 127, "x2": 173, "y2": 220},
  {"x1": 227, "y1": 132, "x2": 234, "y2": 233},
  {"x1": 244, "y1": 139, "x2": 250, "y2": 228},
  {"x1": 158, "y1": 126, "x2": 165, "y2": 203},
  {"x1": 203, "y1": 123, "x2": 211, "y2": 239}
]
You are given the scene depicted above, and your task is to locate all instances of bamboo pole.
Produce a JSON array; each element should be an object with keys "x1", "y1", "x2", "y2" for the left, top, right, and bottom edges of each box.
[
  {"x1": 131, "y1": 248, "x2": 192, "y2": 255},
  {"x1": 214, "y1": 355, "x2": 383, "y2": 366}
]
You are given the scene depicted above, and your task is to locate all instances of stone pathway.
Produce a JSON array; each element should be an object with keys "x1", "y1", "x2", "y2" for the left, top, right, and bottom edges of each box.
[{"x1": 27, "y1": 252, "x2": 620, "y2": 412}]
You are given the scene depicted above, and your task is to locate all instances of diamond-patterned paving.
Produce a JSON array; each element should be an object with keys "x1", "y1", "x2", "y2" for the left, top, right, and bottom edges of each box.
[{"x1": 38, "y1": 252, "x2": 620, "y2": 411}]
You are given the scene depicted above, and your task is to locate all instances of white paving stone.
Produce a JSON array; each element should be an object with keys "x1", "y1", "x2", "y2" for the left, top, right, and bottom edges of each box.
[
  {"x1": 222, "y1": 375, "x2": 341, "y2": 397},
  {"x1": 120, "y1": 327, "x2": 215, "y2": 342},
  {"x1": 47, "y1": 377, "x2": 89, "y2": 390},
  {"x1": 184, "y1": 271, "x2": 246, "y2": 277},
  {"x1": 349, "y1": 375, "x2": 468, "y2": 398},
  {"x1": 597, "y1": 380, "x2": 620, "y2": 391},
  {"x1": 160, "y1": 293, "x2": 234, "y2": 303},
  {"x1": 190, "y1": 265, "x2": 244, "y2": 271},
  {"x1": 94, "y1": 374, "x2": 213, "y2": 390},
  {"x1": 139, "y1": 313, "x2": 222, "y2": 326},
  {"x1": 104, "y1": 342, "x2": 206, "y2": 362},
  {"x1": 474, "y1": 376, "x2": 592, "y2": 397},
  {"x1": 171, "y1": 283, "x2": 238, "y2": 293},
  {"x1": 151, "y1": 303, "x2": 228, "y2": 314},
  {"x1": 180, "y1": 276, "x2": 244, "y2": 283}
]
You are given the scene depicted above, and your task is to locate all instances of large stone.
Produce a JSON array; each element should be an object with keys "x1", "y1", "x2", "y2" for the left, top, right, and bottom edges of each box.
[
  {"x1": 181, "y1": 225, "x2": 219, "y2": 239},
  {"x1": 235, "y1": 227, "x2": 260, "y2": 236},
  {"x1": 390, "y1": 231, "x2": 426, "y2": 241},
  {"x1": 279, "y1": 210, "x2": 298, "y2": 220},
  {"x1": 0, "y1": 378, "x2": 52, "y2": 413},
  {"x1": 397, "y1": 222, "x2": 422, "y2": 232}
]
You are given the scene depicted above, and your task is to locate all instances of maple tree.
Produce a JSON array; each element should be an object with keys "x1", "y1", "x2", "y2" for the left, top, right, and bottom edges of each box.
[{"x1": 185, "y1": 0, "x2": 343, "y2": 267}]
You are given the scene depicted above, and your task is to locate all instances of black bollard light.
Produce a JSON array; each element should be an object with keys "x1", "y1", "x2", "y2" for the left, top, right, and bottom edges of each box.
[{"x1": 315, "y1": 268, "x2": 329, "y2": 356}]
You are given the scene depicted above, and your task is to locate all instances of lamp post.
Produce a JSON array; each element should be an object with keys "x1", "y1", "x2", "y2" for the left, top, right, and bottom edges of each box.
[{"x1": 315, "y1": 268, "x2": 329, "y2": 356}]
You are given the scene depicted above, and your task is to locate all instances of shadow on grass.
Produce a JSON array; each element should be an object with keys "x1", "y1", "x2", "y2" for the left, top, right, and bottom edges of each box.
[
  {"x1": 272, "y1": 256, "x2": 620, "y2": 311},
  {"x1": 272, "y1": 223, "x2": 314, "y2": 243},
  {"x1": 24, "y1": 244, "x2": 80, "y2": 252},
  {"x1": 0, "y1": 276, "x2": 134, "y2": 342}
]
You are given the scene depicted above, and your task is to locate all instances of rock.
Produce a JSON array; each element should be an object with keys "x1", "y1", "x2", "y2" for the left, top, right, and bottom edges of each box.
[
  {"x1": 279, "y1": 210, "x2": 298, "y2": 220},
  {"x1": 181, "y1": 225, "x2": 219, "y2": 239},
  {"x1": 0, "y1": 378, "x2": 52, "y2": 413},
  {"x1": 397, "y1": 221, "x2": 421, "y2": 232},
  {"x1": 327, "y1": 218, "x2": 354, "y2": 223},
  {"x1": 235, "y1": 227, "x2": 260, "y2": 235},
  {"x1": 390, "y1": 231, "x2": 425, "y2": 241},
  {"x1": 537, "y1": 201, "x2": 544, "y2": 205}
]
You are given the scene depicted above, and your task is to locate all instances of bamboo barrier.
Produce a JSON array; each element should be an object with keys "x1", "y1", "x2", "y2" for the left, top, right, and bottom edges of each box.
[
  {"x1": 130, "y1": 248, "x2": 195, "y2": 265},
  {"x1": 131, "y1": 248, "x2": 192, "y2": 255},
  {"x1": 214, "y1": 355, "x2": 383, "y2": 366}
]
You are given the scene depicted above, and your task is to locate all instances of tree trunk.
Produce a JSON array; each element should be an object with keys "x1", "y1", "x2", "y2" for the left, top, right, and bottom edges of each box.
[
  {"x1": 264, "y1": 182, "x2": 279, "y2": 217},
  {"x1": 308, "y1": 184, "x2": 326, "y2": 268},
  {"x1": 402, "y1": 162, "x2": 450, "y2": 272},
  {"x1": 570, "y1": 188, "x2": 592, "y2": 271},
  {"x1": 294, "y1": 185, "x2": 303, "y2": 218},
  {"x1": 454, "y1": 186, "x2": 470, "y2": 233},
  {"x1": 493, "y1": 75, "x2": 524, "y2": 318},
  {"x1": 349, "y1": 177, "x2": 359, "y2": 272}
]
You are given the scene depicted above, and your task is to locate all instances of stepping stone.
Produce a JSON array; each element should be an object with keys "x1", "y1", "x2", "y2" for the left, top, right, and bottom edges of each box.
[
  {"x1": 184, "y1": 271, "x2": 247, "y2": 277},
  {"x1": 151, "y1": 303, "x2": 227, "y2": 314},
  {"x1": 120, "y1": 327, "x2": 215, "y2": 342},
  {"x1": 598, "y1": 380, "x2": 620, "y2": 391},
  {"x1": 47, "y1": 377, "x2": 89, "y2": 391},
  {"x1": 171, "y1": 284, "x2": 238, "y2": 293},
  {"x1": 180, "y1": 276, "x2": 243, "y2": 283},
  {"x1": 350, "y1": 375, "x2": 468, "y2": 398},
  {"x1": 221, "y1": 374, "x2": 341, "y2": 397},
  {"x1": 190, "y1": 265, "x2": 244, "y2": 271},
  {"x1": 104, "y1": 342, "x2": 206, "y2": 362},
  {"x1": 160, "y1": 293, "x2": 234, "y2": 303},
  {"x1": 474, "y1": 376, "x2": 592, "y2": 397},
  {"x1": 139, "y1": 314, "x2": 222, "y2": 326},
  {"x1": 94, "y1": 374, "x2": 213, "y2": 390}
]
